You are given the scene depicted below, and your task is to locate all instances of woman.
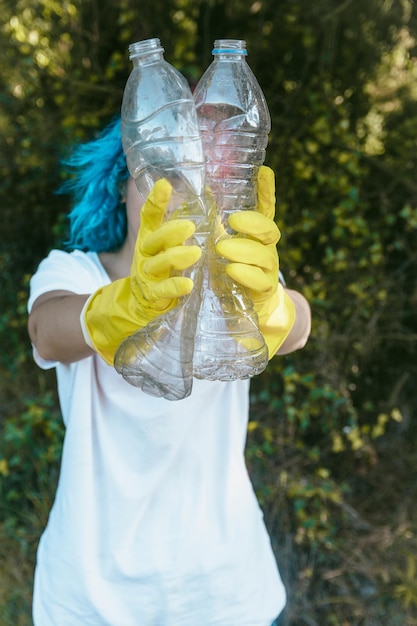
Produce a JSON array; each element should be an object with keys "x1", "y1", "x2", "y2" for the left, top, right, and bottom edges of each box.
[{"x1": 28, "y1": 117, "x2": 311, "y2": 626}]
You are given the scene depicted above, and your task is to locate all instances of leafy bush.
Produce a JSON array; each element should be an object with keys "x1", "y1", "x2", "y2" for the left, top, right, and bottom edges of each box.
[{"x1": 0, "y1": 387, "x2": 63, "y2": 625}]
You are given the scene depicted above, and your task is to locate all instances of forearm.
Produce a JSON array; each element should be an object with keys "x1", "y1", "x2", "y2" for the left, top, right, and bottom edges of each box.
[
  {"x1": 28, "y1": 291, "x2": 93, "y2": 363},
  {"x1": 276, "y1": 288, "x2": 311, "y2": 355}
]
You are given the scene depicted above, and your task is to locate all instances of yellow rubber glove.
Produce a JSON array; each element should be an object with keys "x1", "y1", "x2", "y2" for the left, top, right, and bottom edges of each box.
[
  {"x1": 81, "y1": 179, "x2": 202, "y2": 365},
  {"x1": 215, "y1": 165, "x2": 295, "y2": 358}
]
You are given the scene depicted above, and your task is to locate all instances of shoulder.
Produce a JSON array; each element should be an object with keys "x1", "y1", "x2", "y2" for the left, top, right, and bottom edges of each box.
[
  {"x1": 28, "y1": 249, "x2": 110, "y2": 312},
  {"x1": 34, "y1": 249, "x2": 106, "y2": 275}
]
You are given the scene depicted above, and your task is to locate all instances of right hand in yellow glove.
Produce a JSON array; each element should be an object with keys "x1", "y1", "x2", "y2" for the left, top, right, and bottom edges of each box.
[
  {"x1": 81, "y1": 179, "x2": 202, "y2": 365},
  {"x1": 215, "y1": 166, "x2": 295, "y2": 358}
]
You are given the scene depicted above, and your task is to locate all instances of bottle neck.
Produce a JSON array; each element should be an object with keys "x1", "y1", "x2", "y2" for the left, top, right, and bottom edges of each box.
[
  {"x1": 129, "y1": 38, "x2": 165, "y2": 65},
  {"x1": 212, "y1": 39, "x2": 247, "y2": 60}
]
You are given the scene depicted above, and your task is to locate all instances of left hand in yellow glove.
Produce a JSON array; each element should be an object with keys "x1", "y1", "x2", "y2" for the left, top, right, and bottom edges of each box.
[{"x1": 215, "y1": 165, "x2": 295, "y2": 358}]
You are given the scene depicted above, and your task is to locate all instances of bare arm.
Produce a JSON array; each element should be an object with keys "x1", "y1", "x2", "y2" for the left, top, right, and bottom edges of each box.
[
  {"x1": 28, "y1": 285, "x2": 311, "y2": 365},
  {"x1": 28, "y1": 290, "x2": 94, "y2": 363},
  {"x1": 276, "y1": 288, "x2": 311, "y2": 355}
]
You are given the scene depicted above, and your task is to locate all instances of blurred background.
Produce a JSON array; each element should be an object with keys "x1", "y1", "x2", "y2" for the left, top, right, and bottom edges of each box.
[{"x1": 1, "y1": 0, "x2": 416, "y2": 624}]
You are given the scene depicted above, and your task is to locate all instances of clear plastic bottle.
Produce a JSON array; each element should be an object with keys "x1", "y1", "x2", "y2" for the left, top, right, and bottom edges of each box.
[
  {"x1": 192, "y1": 39, "x2": 271, "y2": 380},
  {"x1": 114, "y1": 38, "x2": 208, "y2": 400}
]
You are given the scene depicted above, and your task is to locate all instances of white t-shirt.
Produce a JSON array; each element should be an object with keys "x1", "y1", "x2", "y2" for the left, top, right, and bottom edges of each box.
[{"x1": 28, "y1": 249, "x2": 286, "y2": 626}]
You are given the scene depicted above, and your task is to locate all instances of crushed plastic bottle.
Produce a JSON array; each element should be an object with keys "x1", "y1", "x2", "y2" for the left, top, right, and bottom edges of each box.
[
  {"x1": 114, "y1": 38, "x2": 208, "y2": 400},
  {"x1": 192, "y1": 39, "x2": 271, "y2": 380}
]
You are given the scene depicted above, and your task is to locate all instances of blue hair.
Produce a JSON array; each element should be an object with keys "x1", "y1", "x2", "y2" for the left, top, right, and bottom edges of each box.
[{"x1": 59, "y1": 117, "x2": 130, "y2": 252}]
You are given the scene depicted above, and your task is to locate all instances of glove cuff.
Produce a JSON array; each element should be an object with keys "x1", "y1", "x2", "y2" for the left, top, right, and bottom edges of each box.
[
  {"x1": 80, "y1": 294, "x2": 97, "y2": 351},
  {"x1": 81, "y1": 279, "x2": 141, "y2": 366},
  {"x1": 258, "y1": 284, "x2": 296, "y2": 359}
]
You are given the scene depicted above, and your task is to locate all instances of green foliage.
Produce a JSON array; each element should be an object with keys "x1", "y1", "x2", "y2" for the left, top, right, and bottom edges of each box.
[
  {"x1": 1, "y1": 0, "x2": 417, "y2": 624},
  {"x1": 395, "y1": 555, "x2": 417, "y2": 610},
  {"x1": 248, "y1": 359, "x2": 415, "y2": 624},
  {"x1": 0, "y1": 389, "x2": 63, "y2": 625},
  {"x1": 0, "y1": 392, "x2": 63, "y2": 508}
]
